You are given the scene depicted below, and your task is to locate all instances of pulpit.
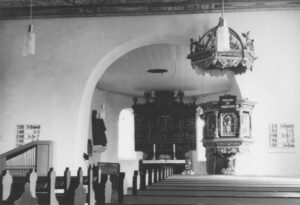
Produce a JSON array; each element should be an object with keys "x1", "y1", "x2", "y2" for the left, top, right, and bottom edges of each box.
[{"x1": 200, "y1": 95, "x2": 256, "y2": 175}]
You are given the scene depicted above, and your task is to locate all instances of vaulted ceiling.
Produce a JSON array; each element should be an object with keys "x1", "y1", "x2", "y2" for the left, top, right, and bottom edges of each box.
[
  {"x1": 0, "y1": 0, "x2": 299, "y2": 19},
  {"x1": 98, "y1": 44, "x2": 232, "y2": 97}
]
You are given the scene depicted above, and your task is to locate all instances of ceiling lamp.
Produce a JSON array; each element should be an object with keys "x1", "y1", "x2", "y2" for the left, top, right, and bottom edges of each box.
[
  {"x1": 147, "y1": 68, "x2": 168, "y2": 74},
  {"x1": 187, "y1": 0, "x2": 256, "y2": 75},
  {"x1": 23, "y1": 0, "x2": 35, "y2": 56}
]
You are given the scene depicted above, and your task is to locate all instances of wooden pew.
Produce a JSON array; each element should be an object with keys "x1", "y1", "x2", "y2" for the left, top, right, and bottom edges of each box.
[
  {"x1": 1, "y1": 164, "x2": 125, "y2": 205},
  {"x1": 1, "y1": 167, "x2": 94, "y2": 205},
  {"x1": 132, "y1": 170, "x2": 138, "y2": 195},
  {"x1": 132, "y1": 163, "x2": 176, "y2": 195},
  {"x1": 0, "y1": 169, "x2": 39, "y2": 204},
  {"x1": 94, "y1": 162, "x2": 125, "y2": 204},
  {"x1": 59, "y1": 165, "x2": 99, "y2": 205},
  {"x1": 0, "y1": 170, "x2": 14, "y2": 205},
  {"x1": 14, "y1": 183, "x2": 37, "y2": 205},
  {"x1": 118, "y1": 172, "x2": 125, "y2": 203},
  {"x1": 148, "y1": 169, "x2": 153, "y2": 186},
  {"x1": 87, "y1": 165, "x2": 96, "y2": 205},
  {"x1": 35, "y1": 168, "x2": 59, "y2": 205}
]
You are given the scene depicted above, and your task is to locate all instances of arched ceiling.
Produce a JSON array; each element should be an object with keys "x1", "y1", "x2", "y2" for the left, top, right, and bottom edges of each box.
[{"x1": 98, "y1": 44, "x2": 232, "y2": 97}]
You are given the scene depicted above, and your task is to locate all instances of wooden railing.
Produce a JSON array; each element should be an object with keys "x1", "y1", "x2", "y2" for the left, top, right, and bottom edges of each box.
[
  {"x1": 131, "y1": 165, "x2": 175, "y2": 195},
  {"x1": 0, "y1": 141, "x2": 53, "y2": 176}
]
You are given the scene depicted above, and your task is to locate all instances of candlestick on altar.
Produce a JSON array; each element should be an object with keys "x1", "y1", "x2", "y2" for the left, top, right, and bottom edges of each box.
[
  {"x1": 153, "y1": 144, "x2": 156, "y2": 160},
  {"x1": 173, "y1": 144, "x2": 176, "y2": 159}
]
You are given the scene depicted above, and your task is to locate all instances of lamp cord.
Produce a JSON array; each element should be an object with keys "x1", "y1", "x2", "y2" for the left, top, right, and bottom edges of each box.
[
  {"x1": 29, "y1": 0, "x2": 33, "y2": 25},
  {"x1": 222, "y1": 0, "x2": 224, "y2": 19}
]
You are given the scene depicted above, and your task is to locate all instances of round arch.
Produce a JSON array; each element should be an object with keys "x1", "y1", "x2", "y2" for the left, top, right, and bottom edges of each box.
[{"x1": 74, "y1": 34, "x2": 191, "y2": 168}]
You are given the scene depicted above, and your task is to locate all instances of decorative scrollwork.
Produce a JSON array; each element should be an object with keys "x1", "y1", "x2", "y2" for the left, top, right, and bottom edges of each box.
[{"x1": 187, "y1": 18, "x2": 257, "y2": 76}]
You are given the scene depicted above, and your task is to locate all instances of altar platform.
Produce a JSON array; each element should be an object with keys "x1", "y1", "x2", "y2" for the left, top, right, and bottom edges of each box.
[
  {"x1": 142, "y1": 160, "x2": 185, "y2": 164},
  {"x1": 140, "y1": 159, "x2": 186, "y2": 174}
]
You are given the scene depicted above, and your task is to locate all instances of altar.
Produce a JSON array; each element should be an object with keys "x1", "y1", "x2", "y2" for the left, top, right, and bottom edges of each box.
[
  {"x1": 142, "y1": 159, "x2": 185, "y2": 164},
  {"x1": 140, "y1": 159, "x2": 186, "y2": 175}
]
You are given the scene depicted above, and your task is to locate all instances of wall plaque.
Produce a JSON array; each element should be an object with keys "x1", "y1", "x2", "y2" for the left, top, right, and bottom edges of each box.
[
  {"x1": 16, "y1": 124, "x2": 40, "y2": 146},
  {"x1": 269, "y1": 123, "x2": 295, "y2": 152},
  {"x1": 219, "y1": 95, "x2": 236, "y2": 110},
  {"x1": 98, "y1": 162, "x2": 120, "y2": 174}
]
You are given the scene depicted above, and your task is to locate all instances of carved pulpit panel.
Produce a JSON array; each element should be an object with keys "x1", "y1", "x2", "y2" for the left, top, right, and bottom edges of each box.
[
  {"x1": 219, "y1": 112, "x2": 239, "y2": 138},
  {"x1": 200, "y1": 95, "x2": 256, "y2": 175}
]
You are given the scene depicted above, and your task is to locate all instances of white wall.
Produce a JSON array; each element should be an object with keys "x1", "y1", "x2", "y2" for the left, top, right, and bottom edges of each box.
[
  {"x1": 90, "y1": 88, "x2": 134, "y2": 162},
  {"x1": 91, "y1": 88, "x2": 142, "y2": 186},
  {"x1": 1, "y1": 10, "x2": 300, "y2": 175}
]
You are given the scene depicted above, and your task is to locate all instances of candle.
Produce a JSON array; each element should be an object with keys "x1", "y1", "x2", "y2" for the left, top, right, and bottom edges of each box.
[
  {"x1": 153, "y1": 144, "x2": 156, "y2": 153},
  {"x1": 173, "y1": 144, "x2": 176, "y2": 160}
]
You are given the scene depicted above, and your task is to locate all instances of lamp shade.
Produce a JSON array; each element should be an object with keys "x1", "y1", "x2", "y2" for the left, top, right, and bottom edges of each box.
[
  {"x1": 23, "y1": 24, "x2": 35, "y2": 56},
  {"x1": 187, "y1": 18, "x2": 256, "y2": 76},
  {"x1": 216, "y1": 19, "x2": 230, "y2": 51}
]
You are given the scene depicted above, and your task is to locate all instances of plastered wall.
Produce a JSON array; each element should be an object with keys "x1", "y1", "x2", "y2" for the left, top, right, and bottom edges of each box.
[
  {"x1": 91, "y1": 88, "x2": 142, "y2": 185},
  {"x1": 90, "y1": 88, "x2": 134, "y2": 162},
  {"x1": 1, "y1": 10, "x2": 300, "y2": 175}
]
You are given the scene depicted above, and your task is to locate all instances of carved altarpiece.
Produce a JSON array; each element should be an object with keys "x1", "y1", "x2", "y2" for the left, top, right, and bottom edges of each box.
[
  {"x1": 132, "y1": 91, "x2": 197, "y2": 160},
  {"x1": 200, "y1": 95, "x2": 256, "y2": 175}
]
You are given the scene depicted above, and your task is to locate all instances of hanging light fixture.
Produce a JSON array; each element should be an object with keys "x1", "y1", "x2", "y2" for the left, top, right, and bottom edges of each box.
[
  {"x1": 23, "y1": 0, "x2": 35, "y2": 56},
  {"x1": 187, "y1": 0, "x2": 256, "y2": 76}
]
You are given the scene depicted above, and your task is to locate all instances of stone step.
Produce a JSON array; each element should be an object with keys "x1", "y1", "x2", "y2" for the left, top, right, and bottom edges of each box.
[
  {"x1": 154, "y1": 175, "x2": 300, "y2": 188},
  {"x1": 135, "y1": 189, "x2": 300, "y2": 198},
  {"x1": 154, "y1": 182, "x2": 300, "y2": 187},
  {"x1": 163, "y1": 177, "x2": 300, "y2": 185},
  {"x1": 147, "y1": 184, "x2": 300, "y2": 192},
  {"x1": 109, "y1": 203, "x2": 206, "y2": 205},
  {"x1": 166, "y1": 175, "x2": 300, "y2": 182},
  {"x1": 124, "y1": 195, "x2": 300, "y2": 205}
]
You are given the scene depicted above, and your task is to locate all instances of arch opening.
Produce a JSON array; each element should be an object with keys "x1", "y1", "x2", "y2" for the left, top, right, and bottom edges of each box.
[
  {"x1": 73, "y1": 33, "x2": 241, "y2": 172},
  {"x1": 74, "y1": 34, "x2": 192, "y2": 170}
]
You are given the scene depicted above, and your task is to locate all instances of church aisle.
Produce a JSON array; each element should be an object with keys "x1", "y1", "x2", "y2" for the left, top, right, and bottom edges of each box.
[{"x1": 124, "y1": 174, "x2": 300, "y2": 205}]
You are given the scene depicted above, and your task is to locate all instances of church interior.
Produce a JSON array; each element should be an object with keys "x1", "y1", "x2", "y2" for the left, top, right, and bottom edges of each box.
[{"x1": 1, "y1": 0, "x2": 300, "y2": 204}]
